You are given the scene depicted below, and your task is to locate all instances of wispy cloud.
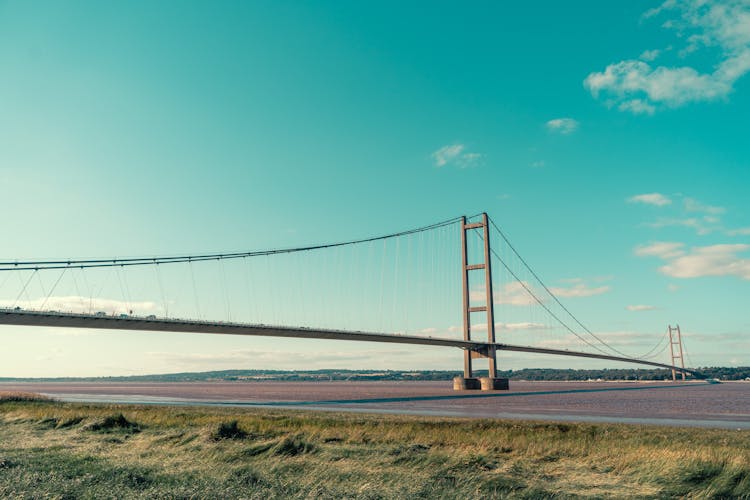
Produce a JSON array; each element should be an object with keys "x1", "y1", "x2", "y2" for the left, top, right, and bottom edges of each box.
[
  {"x1": 549, "y1": 277, "x2": 613, "y2": 298},
  {"x1": 431, "y1": 144, "x2": 483, "y2": 168},
  {"x1": 618, "y1": 99, "x2": 656, "y2": 115},
  {"x1": 469, "y1": 322, "x2": 553, "y2": 332},
  {"x1": 585, "y1": 0, "x2": 750, "y2": 113},
  {"x1": 635, "y1": 241, "x2": 686, "y2": 259},
  {"x1": 470, "y1": 281, "x2": 539, "y2": 306},
  {"x1": 500, "y1": 322, "x2": 553, "y2": 331},
  {"x1": 728, "y1": 227, "x2": 750, "y2": 236},
  {"x1": 626, "y1": 304, "x2": 658, "y2": 311},
  {"x1": 627, "y1": 193, "x2": 672, "y2": 206},
  {"x1": 146, "y1": 348, "x2": 422, "y2": 370},
  {"x1": 548, "y1": 282, "x2": 611, "y2": 298},
  {"x1": 469, "y1": 278, "x2": 610, "y2": 306},
  {"x1": 630, "y1": 194, "x2": 733, "y2": 236},
  {"x1": 683, "y1": 197, "x2": 726, "y2": 215},
  {"x1": 636, "y1": 242, "x2": 750, "y2": 280},
  {"x1": 431, "y1": 144, "x2": 463, "y2": 167},
  {"x1": 639, "y1": 49, "x2": 661, "y2": 62},
  {"x1": 534, "y1": 330, "x2": 659, "y2": 351},
  {"x1": 530, "y1": 160, "x2": 546, "y2": 168},
  {"x1": 545, "y1": 118, "x2": 579, "y2": 134},
  {"x1": 493, "y1": 281, "x2": 539, "y2": 306},
  {"x1": 646, "y1": 216, "x2": 721, "y2": 235},
  {"x1": 660, "y1": 244, "x2": 750, "y2": 280},
  {"x1": 681, "y1": 331, "x2": 750, "y2": 343},
  {"x1": 460, "y1": 152, "x2": 483, "y2": 166}
]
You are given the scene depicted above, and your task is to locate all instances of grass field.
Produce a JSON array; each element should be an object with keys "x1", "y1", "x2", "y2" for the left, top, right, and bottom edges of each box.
[{"x1": 1, "y1": 392, "x2": 749, "y2": 499}]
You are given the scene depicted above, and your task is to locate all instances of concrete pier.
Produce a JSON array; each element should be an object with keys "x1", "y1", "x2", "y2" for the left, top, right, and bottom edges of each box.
[
  {"x1": 479, "y1": 377, "x2": 509, "y2": 391},
  {"x1": 453, "y1": 376, "x2": 481, "y2": 390}
]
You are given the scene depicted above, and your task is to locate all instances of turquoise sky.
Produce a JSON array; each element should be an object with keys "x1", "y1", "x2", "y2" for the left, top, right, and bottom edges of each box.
[{"x1": 0, "y1": 0, "x2": 748, "y2": 376}]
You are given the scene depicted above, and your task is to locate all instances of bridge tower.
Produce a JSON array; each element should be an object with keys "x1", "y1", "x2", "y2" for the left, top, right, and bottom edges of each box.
[
  {"x1": 454, "y1": 213, "x2": 509, "y2": 391},
  {"x1": 668, "y1": 324, "x2": 686, "y2": 381}
]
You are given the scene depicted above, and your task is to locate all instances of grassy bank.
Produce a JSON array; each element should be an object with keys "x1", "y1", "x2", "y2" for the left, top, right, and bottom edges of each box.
[{"x1": 1, "y1": 395, "x2": 748, "y2": 499}]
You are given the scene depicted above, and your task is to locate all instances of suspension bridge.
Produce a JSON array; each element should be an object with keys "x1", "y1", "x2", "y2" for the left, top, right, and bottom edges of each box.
[{"x1": 0, "y1": 213, "x2": 699, "y2": 389}]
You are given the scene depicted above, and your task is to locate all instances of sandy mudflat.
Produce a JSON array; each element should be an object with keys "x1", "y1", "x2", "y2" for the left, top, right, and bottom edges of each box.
[{"x1": 2, "y1": 380, "x2": 748, "y2": 427}]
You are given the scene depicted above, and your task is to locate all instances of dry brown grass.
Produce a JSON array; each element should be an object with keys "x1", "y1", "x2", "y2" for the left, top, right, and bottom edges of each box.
[
  {"x1": 1, "y1": 401, "x2": 748, "y2": 498},
  {"x1": 0, "y1": 391, "x2": 53, "y2": 402}
]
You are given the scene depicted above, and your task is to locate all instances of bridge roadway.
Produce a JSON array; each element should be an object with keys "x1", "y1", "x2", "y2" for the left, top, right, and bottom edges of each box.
[{"x1": 0, "y1": 309, "x2": 701, "y2": 377}]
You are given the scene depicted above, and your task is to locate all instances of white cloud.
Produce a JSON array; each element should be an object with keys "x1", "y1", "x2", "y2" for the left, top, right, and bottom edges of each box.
[
  {"x1": 431, "y1": 144, "x2": 483, "y2": 168},
  {"x1": 659, "y1": 244, "x2": 750, "y2": 279},
  {"x1": 636, "y1": 242, "x2": 750, "y2": 280},
  {"x1": 632, "y1": 194, "x2": 728, "y2": 235},
  {"x1": 548, "y1": 283, "x2": 611, "y2": 298},
  {"x1": 469, "y1": 322, "x2": 553, "y2": 332},
  {"x1": 640, "y1": 49, "x2": 661, "y2": 61},
  {"x1": 683, "y1": 197, "x2": 726, "y2": 215},
  {"x1": 535, "y1": 330, "x2": 664, "y2": 351},
  {"x1": 500, "y1": 322, "x2": 552, "y2": 331},
  {"x1": 667, "y1": 283, "x2": 680, "y2": 292},
  {"x1": 585, "y1": 0, "x2": 750, "y2": 113},
  {"x1": 530, "y1": 160, "x2": 546, "y2": 168},
  {"x1": 459, "y1": 152, "x2": 483, "y2": 167},
  {"x1": 586, "y1": 61, "x2": 731, "y2": 107},
  {"x1": 686, "y1": 331, "x2": 749, "y2": 342},
  {"x1": 534, "y1": 335, "x2": 598, "y2": 350},
  {"x1": 618, "y1": 98, "x2": 656, "y2": 114},
  {"x1": 492, "y1": 281, "x2": 539, "y2": 306},
  {"x1": 556, "y1": 276, "x2": 613, "y2": 285},
  {"x1": 627, "y1": 192, "x2": 672, "y2": 206},
  {"x1": 634, "y1": 241, "x2": 686, "y2": 259},
  {"x1": 728, "y1": 227, "x2": 750, "y2": 236},
  {"x1": 469, "y1": 282, "x2": 538, "y2": 306},
  {"x1": 626, "y1": 304, "x2": 658, "y2": 311},
  {"x1": 431, "y1": 144, "x2": 464, "y2": 167},
  {"x1": 146, "y1": 348, "x2": 422, "y2": 370},
  {"x1": 0, "y1": 296, "x2": 158, "y2": 315},
  {"x1": 545, "y1": 118, "x2": 579, "y2": 134},
  {"x1": 647, "y1": 216, "x2": 720, "y2": 235},
  {"x1": 472, "y1": 279, "x2": 610, "y2": 306}
]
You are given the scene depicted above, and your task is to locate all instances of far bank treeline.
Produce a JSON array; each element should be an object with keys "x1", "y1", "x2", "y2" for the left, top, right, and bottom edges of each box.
[{"x1": 1, "y1": 367, "x2": 749, "y2": 383}]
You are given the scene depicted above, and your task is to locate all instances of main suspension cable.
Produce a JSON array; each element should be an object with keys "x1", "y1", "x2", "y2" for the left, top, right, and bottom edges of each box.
[
  {"x1": 487, "y1": 216, "x2": 658, "y2": 359},
  {"x1": 0, "y1": 215, "x2": 470, "y2": 272},
  {"x1": 634, "y1": 328, "x2": 671, "y2": 360},
  {"x1": 480, "y1": 237, "x2": 614, "y2": 356}
]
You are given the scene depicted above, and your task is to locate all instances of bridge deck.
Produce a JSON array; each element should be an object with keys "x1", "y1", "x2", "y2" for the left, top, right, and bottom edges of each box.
[{"x1": 0, "y1": 309, "x2": 700, "y2": 377}]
